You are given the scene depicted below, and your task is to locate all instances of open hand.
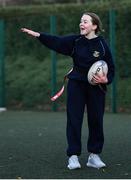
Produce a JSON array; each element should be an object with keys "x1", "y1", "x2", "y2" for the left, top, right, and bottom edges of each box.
[
  {"x1": 21, "y1": 28, "x2": 40, "y2": 37},
  {"x1": 92, "y1": 73, "x2": 108, "y2": 84}
]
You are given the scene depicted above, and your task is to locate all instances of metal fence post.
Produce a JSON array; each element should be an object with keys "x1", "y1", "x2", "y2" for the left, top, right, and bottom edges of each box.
[
  {"x1": 50, "y1": 15, "x2": 57, "y2": 111},
  {"x1": 109, "y1": 9, "x2": 117, "y2": 113},
  {"x1": 0, "y1": 20, "x2": 6, "y2": 112}
]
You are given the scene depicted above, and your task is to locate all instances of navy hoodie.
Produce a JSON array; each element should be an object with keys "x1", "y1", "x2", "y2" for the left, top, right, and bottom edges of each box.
[{"x1": 38, "y1": 33, "x2": 115, "y2": 85}]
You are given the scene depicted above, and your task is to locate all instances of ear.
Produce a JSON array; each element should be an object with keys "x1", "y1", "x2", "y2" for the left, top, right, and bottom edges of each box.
[{"x1": 92, "y1": 24, "x2": 97, "y2": 31}]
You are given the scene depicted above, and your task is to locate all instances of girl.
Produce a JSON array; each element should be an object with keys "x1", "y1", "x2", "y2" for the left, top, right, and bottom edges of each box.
[{"x1": 21, "y1": 12, "x2": 115, "y2": 170}]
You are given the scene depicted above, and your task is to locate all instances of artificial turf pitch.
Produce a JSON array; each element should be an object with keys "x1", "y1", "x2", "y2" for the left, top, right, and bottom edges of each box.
[{"x1": 0, "y1": 111, "x2": 131, "y2": 179}]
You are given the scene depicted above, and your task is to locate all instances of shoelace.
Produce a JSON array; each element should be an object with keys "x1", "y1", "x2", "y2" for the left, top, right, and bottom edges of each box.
[
  {"x1": 69, "y1": 156, "x2": 78, "y2": 163},
  {"x1": 90, "y1": 154, "x2": 101, "y2": 161}
]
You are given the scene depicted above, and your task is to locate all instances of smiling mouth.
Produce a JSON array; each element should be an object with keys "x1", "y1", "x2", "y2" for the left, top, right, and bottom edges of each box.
[{"x1": 80, "y1": 27, "x2": 86, "y2": 31}]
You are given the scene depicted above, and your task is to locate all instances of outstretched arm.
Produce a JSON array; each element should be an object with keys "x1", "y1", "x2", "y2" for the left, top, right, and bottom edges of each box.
[{"x1": 21, "y1": 28, "x2": 79, "y2": 56}]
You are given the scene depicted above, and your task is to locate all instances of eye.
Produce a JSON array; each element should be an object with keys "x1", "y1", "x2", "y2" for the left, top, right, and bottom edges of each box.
[{"x1": 80, "y1": 20, "x2": 88, "y2": 24}]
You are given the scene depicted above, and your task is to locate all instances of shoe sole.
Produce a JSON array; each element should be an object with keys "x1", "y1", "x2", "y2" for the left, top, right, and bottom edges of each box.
[
  {"x1": 67, "y1": 165, "x2": 81, "y2": 170},
  {"x1": 86, "y1": 162, "x2": 106, "y2": 169}
]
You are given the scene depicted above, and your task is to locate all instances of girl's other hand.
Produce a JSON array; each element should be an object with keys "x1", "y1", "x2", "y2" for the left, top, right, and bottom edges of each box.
[{"x1": 92, "y1": 73, "x2": 108, "y2": 84}]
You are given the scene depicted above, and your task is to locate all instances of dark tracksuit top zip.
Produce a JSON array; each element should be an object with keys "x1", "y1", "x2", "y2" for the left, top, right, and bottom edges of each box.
[{"x1": 38, "y1": 33, "x2": 115, "y2": 156}]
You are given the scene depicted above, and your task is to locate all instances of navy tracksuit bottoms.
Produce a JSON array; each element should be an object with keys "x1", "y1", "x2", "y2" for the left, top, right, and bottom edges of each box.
[{"x1": 66, "y1": 79, "x2": 105, "y2": 156}]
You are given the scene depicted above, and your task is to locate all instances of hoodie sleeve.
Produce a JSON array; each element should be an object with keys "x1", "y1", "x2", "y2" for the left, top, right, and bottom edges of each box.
[
  {"x1": 102, "y1": 39, "x2": 115, "y2": 85},
  {"x1": 37, "y1": 33, "x2": 78, "y2": 56}
]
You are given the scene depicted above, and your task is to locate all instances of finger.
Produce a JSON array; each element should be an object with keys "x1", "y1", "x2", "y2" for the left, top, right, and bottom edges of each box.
[
  {"x1": 93, "y1": 75, "x2": 100, "y2": 81},
  {"x1": 21, "y1": 28, "x2": 28, "y2": 33},
  {"x1": 21, "y1": 28, "x2": 25, "y2": 32},
  {"x1": 21, "y1": 28, "x2": 31, "y2": 33},
  {"x1": 92, "y1": 79, "x2": 99, "y2": 84},
  {"x1": 93, "y1": 75, "x2": 102, "y2": 83},
  {"x1": 92, "y1": 77, "x2": 100, "y2": 83}
]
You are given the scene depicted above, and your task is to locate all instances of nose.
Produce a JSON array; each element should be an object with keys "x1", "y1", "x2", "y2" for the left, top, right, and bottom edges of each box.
[
  {"x1": 80, "y1": 21, "x2": 85, "y2": 27},
  {"x1": 79, "y1": 22, "x2": 83, "y2": 28}
]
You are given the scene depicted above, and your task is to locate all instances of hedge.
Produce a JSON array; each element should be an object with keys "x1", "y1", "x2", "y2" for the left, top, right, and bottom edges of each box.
[{"x1": 0, "y1": 1, "x2": 130, "y2": 111}]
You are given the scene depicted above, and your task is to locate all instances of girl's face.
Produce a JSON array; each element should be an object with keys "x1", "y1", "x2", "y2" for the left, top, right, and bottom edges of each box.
[{"x1": 79, "y1": 14, "x2": 97, "y2": 36}]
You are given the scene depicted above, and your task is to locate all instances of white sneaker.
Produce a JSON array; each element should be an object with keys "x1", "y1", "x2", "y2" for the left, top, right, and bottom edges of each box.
[
  {"x1": 67, "y1": 155, "x2": 81, "y2": 170},
  {"x1": 86, "y1": 153, "x2": 106, "y2": 169}
]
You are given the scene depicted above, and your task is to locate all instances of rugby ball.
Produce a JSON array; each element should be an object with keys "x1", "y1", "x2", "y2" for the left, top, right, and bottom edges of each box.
[{"x1": 87, "y1": 60, "x2": 108, "y2": 85}]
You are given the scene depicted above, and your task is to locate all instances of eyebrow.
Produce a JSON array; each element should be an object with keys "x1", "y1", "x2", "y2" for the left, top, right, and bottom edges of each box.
[{"x1": 81, "y1": 19, "x2": 88, "y2": 21}]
